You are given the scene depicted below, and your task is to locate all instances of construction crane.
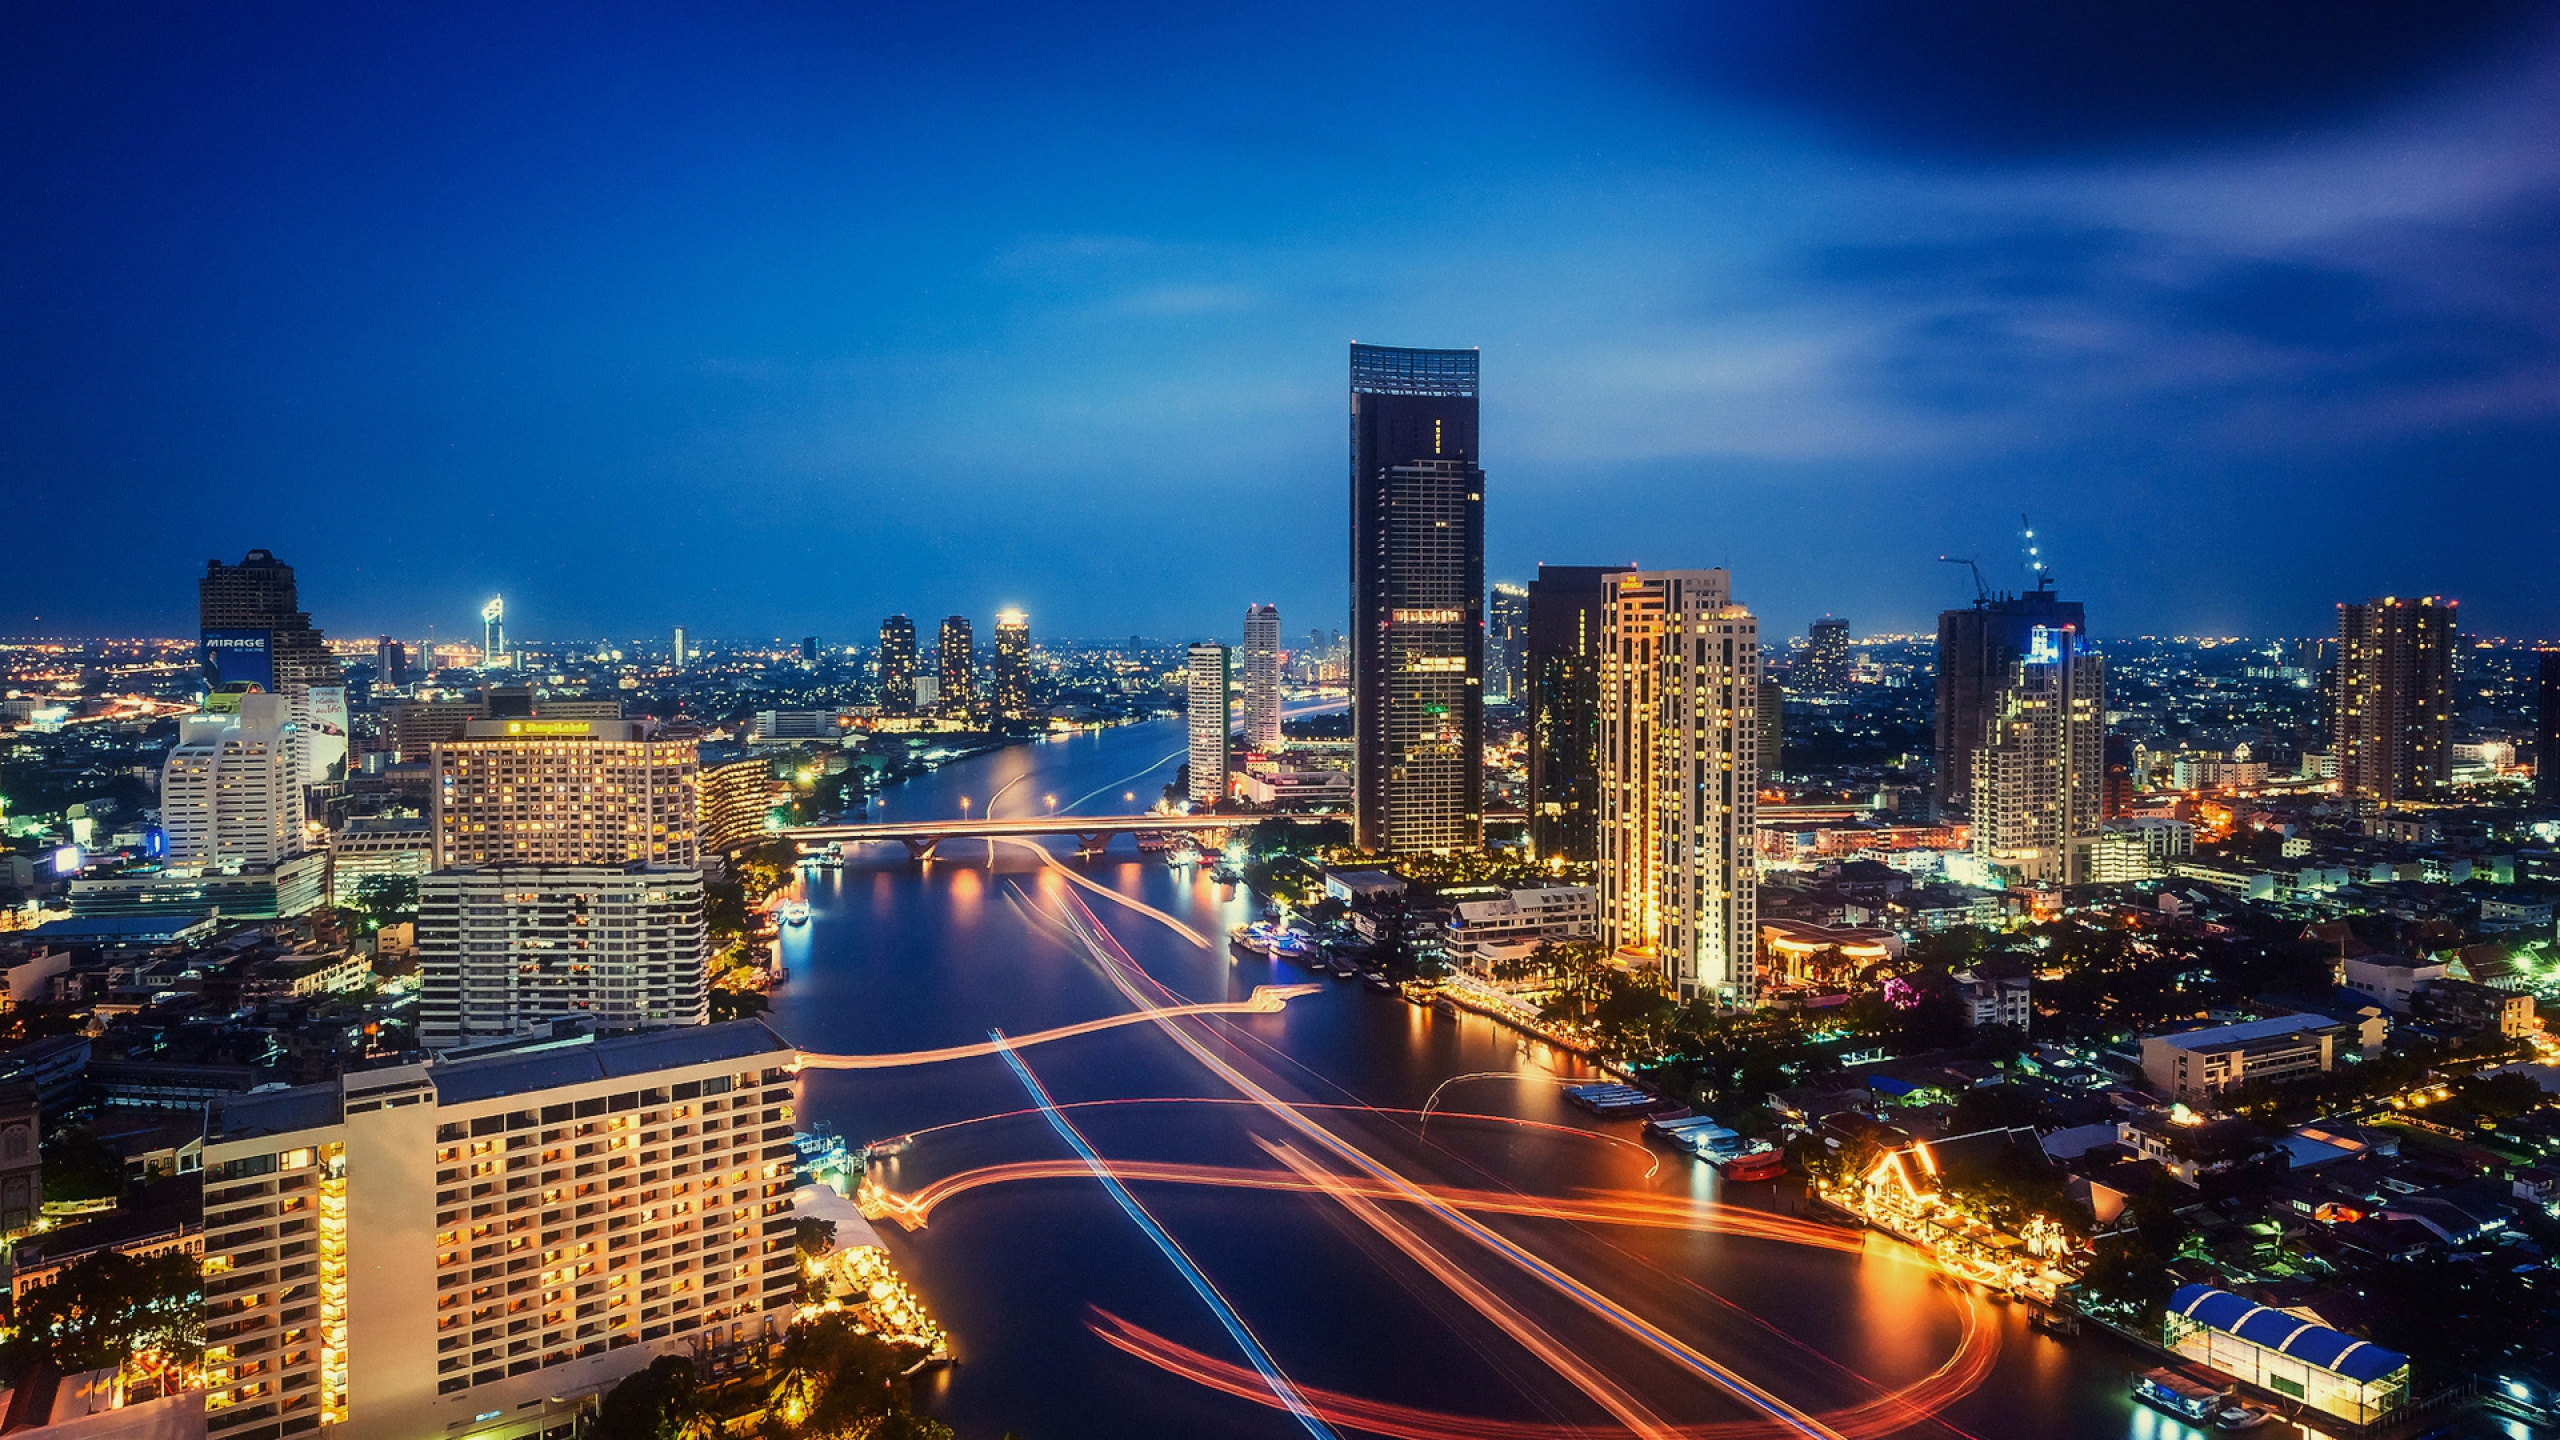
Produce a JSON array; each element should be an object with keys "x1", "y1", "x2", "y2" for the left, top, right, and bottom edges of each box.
[
  {"x1": 1938, "y1": 555, "x2": 1989, "y2": 604},
  {"x1": 2020, "y1": 513, "x2": 2052, "y2": 590}
]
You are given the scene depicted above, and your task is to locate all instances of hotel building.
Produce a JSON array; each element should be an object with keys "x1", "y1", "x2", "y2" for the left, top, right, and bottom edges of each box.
[
  {"x1": 1186, "y1": 643, "x2": 1230, "y2": 805},
  {"x1": 198, "y1": 1022, "x2": 802, "y2": 1440},
  {"x1": 417, "y1": 865, "x2": 710, "y2": 1051},
  {"x1": 431, "y1": 720, "x2": 699, "y2": 870}
]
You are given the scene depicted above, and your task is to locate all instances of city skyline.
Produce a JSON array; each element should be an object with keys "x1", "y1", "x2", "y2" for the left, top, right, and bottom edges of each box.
[{"x1": 8, "y1": 7, "x2": 2559, "y2": 641}]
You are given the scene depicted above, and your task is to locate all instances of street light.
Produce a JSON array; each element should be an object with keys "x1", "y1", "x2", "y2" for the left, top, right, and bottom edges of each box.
[{"x1": 959, "y1": 796, "x2": 971, "y2": 818}]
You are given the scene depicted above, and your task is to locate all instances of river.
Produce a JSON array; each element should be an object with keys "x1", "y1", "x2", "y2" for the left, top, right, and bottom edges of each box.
[{"x1": 769, "y1": 718, "x2": 2208, "y2": 1440}]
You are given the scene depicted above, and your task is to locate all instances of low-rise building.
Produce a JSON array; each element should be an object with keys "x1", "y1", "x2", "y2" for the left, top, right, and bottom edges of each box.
[
  {"x1": 1951, "y1": 963, "x2": 2031, "y2": 1032},
  {"x1": 2141, "y1": 1014, "x2": 2346, "y2": 1104},
  {"x1": 2341, "y1": 956, "x2": 2448, "y2": 1013},
  {"x1": 2410, "y1": 977, "x2": 2538, "y2": 1039},
  {"x1": 2164, "y1": 1285, "x2": 2409, "y2": 1426},
  {"x1": 1235, "y1": 770, "x2": 1352, "y2": 810},
  {"x1": 1445, "y1": 886, "x2": 1597, "y2": 974}
]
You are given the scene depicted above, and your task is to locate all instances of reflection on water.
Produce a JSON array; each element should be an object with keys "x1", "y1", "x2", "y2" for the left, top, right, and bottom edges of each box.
[{"x1": 774, "y1": 720, "x2": 2160, "y2": 1440}]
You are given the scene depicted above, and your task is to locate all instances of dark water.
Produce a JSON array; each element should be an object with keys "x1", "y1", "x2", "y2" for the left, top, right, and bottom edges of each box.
[{"x1": 769, "y1": 720, "x2": 2210, "y2": 1440}]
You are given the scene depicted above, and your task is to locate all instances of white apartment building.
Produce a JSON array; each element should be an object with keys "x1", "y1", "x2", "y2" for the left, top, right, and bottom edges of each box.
[
  {"x1": 163, "y1": 693, "x2": 305, "y2": 871},
  {"x1": 432, "y1": 720, "x2": 699, "y2": 869},
  {"x1": 328, "y1": 818, "x2": 433, "y2": 908},
  {"x1": 2140, "y1": 1014, "x2": 2344, "y2": 1104},
  {"x1": 418, "y1": 865, "x2": 709, "y2": 1051},
  {"x1": 1446, "y1": 885, "x2": 1598, "y2": 975},
  {"x1": 1597, "y1": 569, "x2": 1759, "y2": 1005},
  {"x1": 198, "y1": 1022, "x2": 801, "y2": 1440},
  {"x1": 1242, "y1": 605, "x2": 1282, "y2": 753},
  {"x1": 1186, "y1": 643, "x2": 1229, "y2": 805},
  {"x1": 2083, "y1": 816, "x2": 2196, "y2": 883},
  {"x1": 1970, "y1": 625, "x2": 2104, "y2": 886}
]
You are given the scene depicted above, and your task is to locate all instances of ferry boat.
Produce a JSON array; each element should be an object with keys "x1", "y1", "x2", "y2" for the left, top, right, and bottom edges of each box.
[
  {"x1": 1714, "y1": 1146, "x2": 1788, "y2": 1182},
  {"x1": 780, "y1": 900, "x2": 811, "y2": 927},
  {"x1": 2130, "y1": 1368, "x2": 2226, "y2": 1427}
]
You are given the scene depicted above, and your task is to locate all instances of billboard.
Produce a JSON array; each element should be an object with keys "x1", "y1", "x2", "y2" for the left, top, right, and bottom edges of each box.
[
  {"x1": 304, "y1": 685, "x2": 349, "y2": 784},
  {"x1": 201, "y1": 628, "x2": 275, "y2": 690}
]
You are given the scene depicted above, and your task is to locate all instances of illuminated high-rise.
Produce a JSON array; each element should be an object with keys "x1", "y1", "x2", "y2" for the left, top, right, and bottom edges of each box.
[
  {"x1": 162, "y1": 692, "x2": 306, "y2": 870},
  {"x1": 1186, "y1": 642, "x2": 1230, "y2": 805},
  {"x1": 1935, "y1": 585, "x2": 2087, "y2": 820},
  {"x1": 1596, "y1": 569, "x2": 1759, "y2": 1005},
  {"x1": 1241, "y1": 604, "x2": 1282, "y2": 752},
  {"x1": 1486, "y1": 583, "x2": 1528, "y2": 702},
  {"x1": 418, "y1": 863, "x2": 709, "y2": 1050},
  {"x1": 992, "y1": 610, "x2": 1033, "y2": 720},
  {"x1": 481, "y1": 596, "x2": 507, "y2": 667},
  {"x1": 431, "y1": 719, "x2": 700, "y2": 869},
  {"x1": 1804, "y1": 617, "x2": 1851, "y2": 692},
  {"x1": 2336, "y1": 595, "x2": 2456, "y2": 803},
  {"x1": 1349, "y1": 343, "x2": 1483, "y2": 853},
  {"x1": 671, "y1": 625, "x2": 689, "y2": 670},
  {"x1": 878, "y1": 616, "x2": 917, "y2": 713},
  {"x1": 938, "y1": 615, "x2": 976, "y2": 714},
  {"x1": 1969, "y1": 625, "x2": 2105, "y2": 886}
]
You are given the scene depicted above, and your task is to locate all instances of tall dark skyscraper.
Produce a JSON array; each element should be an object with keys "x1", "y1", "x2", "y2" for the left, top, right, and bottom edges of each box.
[
  {"x1": 1804, "y1": 617, "x2": 1851, "y2": 692},
  {"x1": 992, "y1": 610, "x2": 1033, "y2": 720},
  {"x1": 1486, "y1": 583, "x2": 1528, "y2": 702},
  {"x1": 1350, "y1": 343, "x2": 1483, "y2": 854},
  {"x1": 1934, "y1": 583, "x2": 2086, "y2": 820},
  {"x1": 1524, "y1": 564, "x2": 1618, "y2": 863},
  {"x1": 938, "y1": 615, "x2": 975, "y2": 712},
  {"x1": 878, "y1": 615, "x2": 917, "y2": 712},
  {"x1": 2539, "y1": 652, "x2": 2560, "y2": 810},
  {"x1": 2336, "y1": 595, "x2": 2456, "y2": 803},
  {"x1": 199, "y1": 548, "x2": 340, "y2": 696}
]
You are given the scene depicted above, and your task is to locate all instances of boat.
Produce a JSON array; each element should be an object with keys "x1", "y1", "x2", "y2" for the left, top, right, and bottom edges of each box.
[
  {"x1": 780, "y1": 900, "x2": 811, "y2": 927},
  {"x1": 1166, "y1": 841, "x2": 1204, "y2": 868},
  {"x1": 1432, "y1": 997, "x2": 1459, "y2": 1016},
  {"x1": 2213, "y1": 1401, "x2": 2275, "y2": 1430},
  {"x1": 2131, "y1": 1368, "x2": 2227, "y2": 1426},
  {"x1": 1365, "y1": 976, "x2": 1394, "y2": 994},
  {"x1": 1715, "y1": 1147, "x2": 1788, "y2": 1182},
  {"x1": 1564, "y1": 1082, "x2": 1666, "y2": 1117},
  {"x1": 2026, "y1": 1307, "x2": 2081, "y2": 1338}
]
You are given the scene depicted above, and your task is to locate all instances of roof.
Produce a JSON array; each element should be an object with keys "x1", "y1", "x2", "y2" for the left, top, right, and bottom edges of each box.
[
  {"x1": 21, "y1": 914, "x2": 218, "y2": 944},
  {"x1": 2168, "y1": 1285, "x2": 2408, "y2": 1384},
  {"x1": 213, "y1": 1084, "x2": 344, "y2": 1142},
  {"x1": 432, "y1": 1020, "x2": 791, "y2": 1106},
  {"x1": 2149, "y1": 1014, "x2": 2338, "y2": 1053}
]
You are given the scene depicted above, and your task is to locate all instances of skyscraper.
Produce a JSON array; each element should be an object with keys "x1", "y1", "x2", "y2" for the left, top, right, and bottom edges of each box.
[
  {"x1": 799, "y1": 635, "x2": 821, "y2": 665},
  {"x1": 1523, "y1": 565, "x2": 1617, "y2": 863},
  {"x1": 1597, "y1": 569, "x2": 1759, "y2": 1005},
  {"x1": 1487, "y1": 583, "x2": 1529, "y2": 702},
  {"x1": 2540, "y1": 652, "x2": 2560, "y2": 810},
  {"x1": 992, "y1": 609, "x2": 1032, "y2": 720},
  {"x1": 1186, "y1": 642, "x2": 1230, "y2": 805},
  {"x1": 1242, "y1": 604, "x2": 1282, "y2": 752},
  {"x1": 418, "y1": 862, "x2": 709, "y2": 1049},
  {"x1": 878, "y1": 616, "x2": 917, "y2": 713},
  {"x1": 431, "y1": 719, "x2": 700, "y2": 868},
  {"x1": 2336, "y1": 596, "x2": 2457, "y2": 803},
  {"x1": 1935, "y1": 584, "x2": 2088, "y2": 820},
  {"x1": 672, "y1": 625, "x2": 689, "y2": 670},
  {"x1": 1969, "y1": 624, "x2": 2105, "y2": 886},
  {"x1": 162, "y1": 692, "x2": 306, "y2": 870},
  {"x1": 1804, "y1": 617, "x2": 1851, "y2": 693},
  {"x1": 1349, "y1": 343, "x2": 1483, "y2": 854},
  {"x1": 1757, "y1": 679, "x2": 1785, "y2": 781},
  {"x1": 938, "y1": 615, "x2": 976, "y2": 713},
  {"x1": 481, "y1": 596, "x2": 507, "y2": 667},
  {"x1": 200, "y1": 548, "x2": 341, "y2": 696}
]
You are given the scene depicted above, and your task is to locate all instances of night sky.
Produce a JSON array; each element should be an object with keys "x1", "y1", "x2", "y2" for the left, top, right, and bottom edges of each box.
[{"x1": 7, "y1": 3, "x2": 2557, "y2": 644}]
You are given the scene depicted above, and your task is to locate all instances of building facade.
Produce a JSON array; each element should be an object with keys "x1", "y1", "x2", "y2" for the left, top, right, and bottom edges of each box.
[
  {"x1": 1241, "y1": 604, "x2": 1282, "y2": 753},
  {"x1": 1185, "y1": 643, "x2": 1229, "y2": 805},
  {"x1": 431, "y1": 720, "x2": 700, "y2": 869},
  {"x1": 164, "y1": 693, "x2": 306, "y2": 871},
  {"x1": 2335, "y1": 596, "x2": 2456, "y2": 804},
  {"x1": 876, "y1": 617, "x2": 916, "y2": 714},
  {"x1": 417, "y1": 864, "x2": 709, "y2": 1050},
  {"x1": 991, "y1": 610, "x2": 1032, "y2": 720},
  {"x1": 1934, "y1": 585, "x2": 2088, "y2": 821},
  {"x1": 201, "y1": 549, "x2": 342, "y2": 698},
  {"x1": 937, "y1": 616, "x2": 974, "y2": 716},
  {"x1": 701, "y1": 758, "x2": 787, "y2": 854},
  {"x1": 197, "y1": 1023, "x2": 800, "y2": 1440},
  {"x1": 1349, "y1": 343, "x2": 1483, "y2": 854},
  {"x1": 1803, "y1": 618, "x2": 1851, "y2": 693},
  {"x1": 1524, "y1": 565, "x2": 1616, "y2": 863},
  {"x1": 1597, "y1": 569, "x2": 1760, "y2": 1005},
  {"x1": 1968, "y1": 622, "x2": 2104, "y2": 886}
]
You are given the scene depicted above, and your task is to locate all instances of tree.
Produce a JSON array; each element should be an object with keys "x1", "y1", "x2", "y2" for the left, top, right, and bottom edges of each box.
[
  {"x1": 591, "y1": 1356, "x2": 719, "y2": 1440},
  {"x1": 353, "y1": 873, "x2": 419, "y2": 931},
  {"x1": 763, "y1": 1314, "x2": 927, "y2": 1439},
  {"x1": 2, "y1": 1249, "x2": 202, "y2": 1377},
  {"x1": 41, "y1": 1126, "x2": 124, "y2": 1206}
]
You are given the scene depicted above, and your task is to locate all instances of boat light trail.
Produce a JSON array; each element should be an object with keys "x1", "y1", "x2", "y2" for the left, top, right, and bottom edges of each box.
[
  {"x1": 1261, "y1": 1138, "x2": 1678, "y2": 1440},
  {"x1": 989, "y1": 1031, "x2": 1341, "y2": 1440},
  {"x1": 1044, "y1": 890, "x2": 1851, "y2": 1440},
  {"x1": 795, "y1": 985, "x2": 1321, "y2": 1070}
]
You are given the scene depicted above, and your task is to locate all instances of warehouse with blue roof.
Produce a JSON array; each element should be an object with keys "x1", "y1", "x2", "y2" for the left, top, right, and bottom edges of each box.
[{"x1": 2165, "y1": 1283, "x2": 2410, "y2": 1424}]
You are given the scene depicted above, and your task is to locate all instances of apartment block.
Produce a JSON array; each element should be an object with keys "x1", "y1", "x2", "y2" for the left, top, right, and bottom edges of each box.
[{"x1": 198, "y1": 1023, "x2": 800, "y2": 1440}]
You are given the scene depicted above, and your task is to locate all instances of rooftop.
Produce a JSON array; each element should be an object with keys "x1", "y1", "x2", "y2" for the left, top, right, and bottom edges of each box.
[
  {"x1": 2169, "y1": 1285, "x2": 2409, "y2": 1384},
  {"x1": 2149, "y1": 1014, "x2": 2338, "y2": 1052}
]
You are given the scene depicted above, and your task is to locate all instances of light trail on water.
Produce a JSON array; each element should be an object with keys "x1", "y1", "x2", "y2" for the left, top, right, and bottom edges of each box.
[
  {"x1": 988, "y1": 1032, "x2": 1342, "y2": 1440},
  {"x1": 795, "y1": 985, "x2": 1321, "y2": 1069},
  {"x1": 1043, "y1": 889, "x2": 1854, "y2": 1440}
]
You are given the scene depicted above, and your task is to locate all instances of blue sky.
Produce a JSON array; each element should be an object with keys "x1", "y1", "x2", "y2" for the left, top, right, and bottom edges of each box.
[{"x1": 6, "y1": 2, "x2": 2556, "y2": 644}]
